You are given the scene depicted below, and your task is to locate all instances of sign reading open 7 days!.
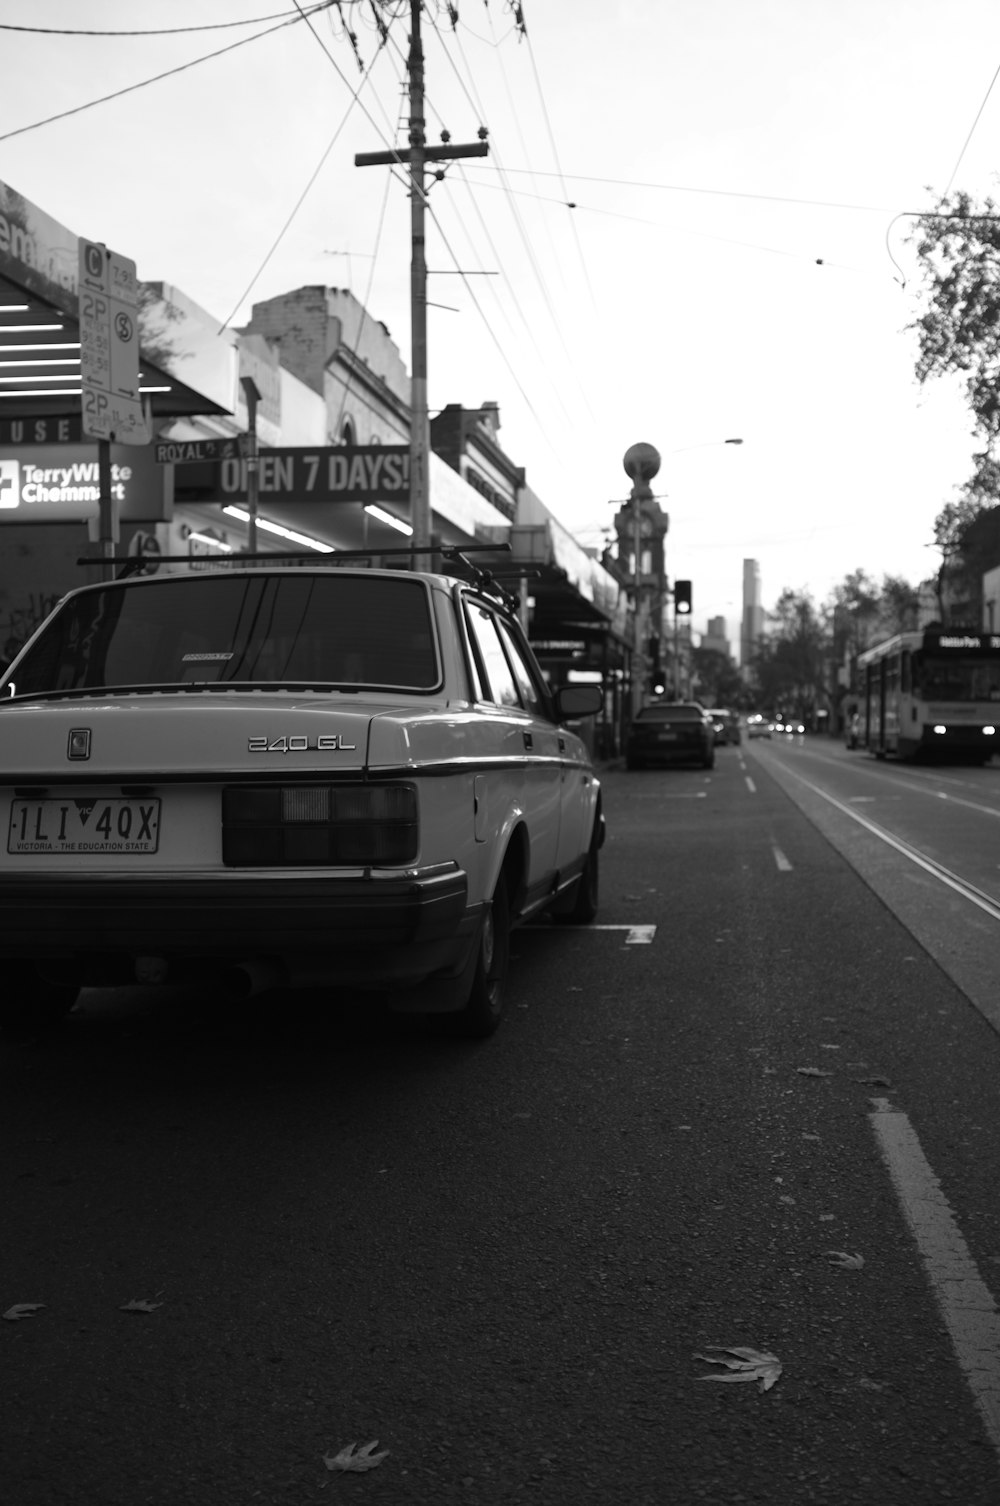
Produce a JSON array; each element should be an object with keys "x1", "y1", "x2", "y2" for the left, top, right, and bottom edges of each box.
[{"x1": 78, "y1": 239, "x2": 147, "y2": 445}]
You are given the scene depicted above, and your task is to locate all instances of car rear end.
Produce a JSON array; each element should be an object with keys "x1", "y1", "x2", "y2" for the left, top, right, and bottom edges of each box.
[
  {"x1": 625, "y1": 703, "x2": 714, "y2": 768},
  {"x1": 0, "y1": 569, "x2": 479, "y2": 1006}
]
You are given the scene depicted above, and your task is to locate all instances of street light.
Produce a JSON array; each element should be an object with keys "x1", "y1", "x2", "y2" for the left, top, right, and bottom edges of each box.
[{"x1": 622, "y1": 442, "x2": 661, "y2": 718}]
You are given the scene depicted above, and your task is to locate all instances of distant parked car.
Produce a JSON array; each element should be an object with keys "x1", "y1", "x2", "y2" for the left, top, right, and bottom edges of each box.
[
  {"x1": 746, "y1": 714, "x2": 771, "y2": 739},
  {"x1": 625, "y1": 702, "x2": 715, "y2": 770},
  {"x1": 706, "y1": 708, "x2": 741, "y2": 746}
]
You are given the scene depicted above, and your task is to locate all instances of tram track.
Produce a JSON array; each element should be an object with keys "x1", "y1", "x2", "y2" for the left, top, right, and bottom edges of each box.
[
  {"x1": 746, "y1": 738, "x2": 1000, "y2": 1038},
  {"x1": 764, "y1": 757, "x2": 1000, "y2": 922}
]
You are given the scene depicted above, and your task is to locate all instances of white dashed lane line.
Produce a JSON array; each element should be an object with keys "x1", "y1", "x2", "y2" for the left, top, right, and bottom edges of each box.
[
  {"x1": 771, "y1": 845, "x2": 792, "y2": 871},
  {"x1": 745, "y1": 776, "x2": 757, "y2": 794},
  {"x1": 871, "y1": 1098, "x2": 1000, "y2": 1457}
]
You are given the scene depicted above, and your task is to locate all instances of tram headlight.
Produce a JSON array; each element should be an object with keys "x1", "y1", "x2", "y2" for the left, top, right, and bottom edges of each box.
[
  {"x1": 985, "y1": 726, "x2": 996, "y2": 736},
  {"x1": 933, "y1": 724, "x2": 947, "y2": 734}
]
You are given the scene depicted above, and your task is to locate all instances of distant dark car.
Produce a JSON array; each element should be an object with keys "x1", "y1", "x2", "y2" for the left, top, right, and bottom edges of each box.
[
  {"x1": 625, "y1": 702, "x2": 715, "y2": 770},
  {"x1": 706, "y1": 708, "x2": 741, "y2": 746},
  {"x1": 746, "y1": 714, "x2": 771, "y2": 739}
]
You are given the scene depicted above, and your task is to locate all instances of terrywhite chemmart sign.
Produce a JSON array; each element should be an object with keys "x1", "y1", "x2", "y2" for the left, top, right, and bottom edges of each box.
[{"x1": 0, "y1": 446, "x2": 165, "y2": 521}]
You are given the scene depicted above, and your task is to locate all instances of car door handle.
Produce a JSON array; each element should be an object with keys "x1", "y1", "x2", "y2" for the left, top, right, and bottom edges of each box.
[
  {"x1": 558, "y1": 735, "x2": 566, "y2": 751},
  {"x1": 523, "y1": 731, "x2": 534, "y2": 751}
]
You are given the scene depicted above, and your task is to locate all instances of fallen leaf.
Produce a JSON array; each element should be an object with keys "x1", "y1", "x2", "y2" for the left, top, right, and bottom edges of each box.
[
  {"x1": 825, "y1": 1250, "x2": 864, "y2": 1269},
  {"x1": 859, "y1": 1377, "x2": 888, "y2": 1392},
  {"x1": 820, "y1": 1043, "x2": 842, "y2": 1050},
  {"x1": 818, "y1": 1213, "x2": 835, "y2": 1222},
  {"x1": 857, "y1": 1075, "x2": 891, "y2": 1087},
  {"x1": 694, "y1": 1346, "x2": 782, "y2": 1391},
  {"x1": 802, "y1": 1133, "x2": 821, "y2": 1141},
  {"x1": 324, "y1": 1441, "x2": 389, "y2": 1473},
  {"x1": 797, "y1": 1066, "x2": 832, "y2": 1077},
  {"x1": 779, "y1": 1195, "x2": 796, "y2": 1205},
  {"x1": 119, "y1": 1297, "x2": 163, "y2": 1313},
  {"x1": 2, "y1": 1303, "x2": 45, "y2": 1321}
]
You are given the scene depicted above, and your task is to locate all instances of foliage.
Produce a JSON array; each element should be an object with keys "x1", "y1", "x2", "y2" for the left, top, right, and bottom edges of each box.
[
  {"x1": 909, "y1": 193, "x2": 1000, "y2": 615},
  {"x1": 749, "y1": 589, "x2": 829, "y2": 716},
  {"x1": 691, "y1": 645, "x2": 743, "y2": 707},
  {"x1": 744, "y1": 571, "x2": 925, "y2": 717},
  {"x1": 909, "y1": 190, "x2": 1000, "y2": 441}
]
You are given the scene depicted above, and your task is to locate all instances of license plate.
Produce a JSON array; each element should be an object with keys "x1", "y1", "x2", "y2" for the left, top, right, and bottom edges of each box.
[
  {"x1": 8, "y1": 797, "x2": 161, "y2": 855},
  {"x1": 657, "y1": 732, "x2": 679, "y2": 742}
]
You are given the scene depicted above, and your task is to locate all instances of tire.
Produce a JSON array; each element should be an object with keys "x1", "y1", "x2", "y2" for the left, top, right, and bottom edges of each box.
[
  {"x1": 703, "y1": 750, "x2": 715, "y2": 769},
  {"x1": 445, "y1": 875, "x2": 511, "y2": 1038},
  {"x1": 554, "y1": 827, "x2": 600, "y2": 926},
  {"x1": 0, "y1": 973, "x2": 79, "y2": 1034}
]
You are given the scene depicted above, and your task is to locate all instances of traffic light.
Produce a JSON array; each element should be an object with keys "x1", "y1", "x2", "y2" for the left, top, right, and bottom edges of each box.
[{"x1": 674, "y1": 579, "x2": 692, "y2": 615}]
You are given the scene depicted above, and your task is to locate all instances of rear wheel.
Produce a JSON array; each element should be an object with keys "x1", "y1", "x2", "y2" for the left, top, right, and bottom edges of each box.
[{"x1": 445, "y1": 875, "x2": 511, "y2": 1038}]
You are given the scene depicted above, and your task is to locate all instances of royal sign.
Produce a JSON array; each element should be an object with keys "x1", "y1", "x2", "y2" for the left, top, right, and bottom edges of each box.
[{"x1": 154, "y1": 438, "x2": 242, "y2": 465}]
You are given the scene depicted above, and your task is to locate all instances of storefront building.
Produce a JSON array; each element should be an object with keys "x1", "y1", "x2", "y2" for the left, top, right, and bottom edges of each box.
[{"x1": 0, "y1": 187, "x2": 632, "y2": 742}]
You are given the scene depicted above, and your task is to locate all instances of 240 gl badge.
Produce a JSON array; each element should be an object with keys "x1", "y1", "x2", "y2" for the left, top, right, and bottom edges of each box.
[{"x1": 248, "y1": 734, "x2": 357, "y2": 753}]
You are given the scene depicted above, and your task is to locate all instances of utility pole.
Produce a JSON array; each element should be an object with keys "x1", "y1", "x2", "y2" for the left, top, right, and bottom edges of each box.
[{"x1": 355, "y1": 0, "x2": 488, "y2": 554}]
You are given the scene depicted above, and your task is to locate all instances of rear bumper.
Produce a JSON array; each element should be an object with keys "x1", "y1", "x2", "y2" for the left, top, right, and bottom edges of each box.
[
  {"x1": 626, "y1": 740, "x2": 711, "y2": 763},
  {"x1": 0, "y1": 865, "x2": 478, "y2": 989}
]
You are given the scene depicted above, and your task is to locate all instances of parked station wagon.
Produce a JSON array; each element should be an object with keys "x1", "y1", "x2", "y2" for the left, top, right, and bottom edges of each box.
[{"x1": 0, "y1": 552, "x2": 604, "y2": 1038}]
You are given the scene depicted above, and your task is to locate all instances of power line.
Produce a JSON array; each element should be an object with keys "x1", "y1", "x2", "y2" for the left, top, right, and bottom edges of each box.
[
  {"x1": 0, "y1": 4, "x2": 336, "y2": 144},
  {"x1": 0, "y1": 7, "x2": 330, "y2": 37},
  {"x1": 461, "y1": 166, "x2": 892, "y2": 215}
]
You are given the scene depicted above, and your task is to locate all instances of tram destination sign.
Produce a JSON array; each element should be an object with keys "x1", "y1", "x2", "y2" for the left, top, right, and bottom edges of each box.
[
  {"x1": 924, "y1": 629, "x2": 1000, "y2": 653},
  {"x1": 174, "y1": 445, "x2": 410, "y2": 505}
]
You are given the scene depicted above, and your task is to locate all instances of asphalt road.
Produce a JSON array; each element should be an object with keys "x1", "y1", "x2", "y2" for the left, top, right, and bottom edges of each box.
[{"x1": 4, "y1": 739, "x2": 1000, "y2": 1505}]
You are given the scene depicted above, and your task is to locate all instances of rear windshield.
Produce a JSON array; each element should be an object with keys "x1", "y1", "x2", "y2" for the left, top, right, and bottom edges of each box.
[
  {"x1": 636, "y1": 704, "x2": 704, "y2": 721},
  {"x1": 4, "y1": 572, "x2": 440, "y2": 696}
]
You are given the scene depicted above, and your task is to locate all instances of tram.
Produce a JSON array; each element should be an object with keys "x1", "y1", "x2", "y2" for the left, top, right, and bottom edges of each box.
[{"x1": 856, "y1": 626, "x2": 1000, "y2": 762}]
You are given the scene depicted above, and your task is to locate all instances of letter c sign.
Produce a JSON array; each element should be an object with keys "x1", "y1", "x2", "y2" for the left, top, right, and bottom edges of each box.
[{"x1": 83, "y1": 242, "x2": 104, "y2": 280}]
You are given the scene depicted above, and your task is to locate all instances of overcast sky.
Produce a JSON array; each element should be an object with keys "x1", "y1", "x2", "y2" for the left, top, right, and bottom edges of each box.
[{"x1": 2, "y1": 0, "x2": 999, "y2": 640}]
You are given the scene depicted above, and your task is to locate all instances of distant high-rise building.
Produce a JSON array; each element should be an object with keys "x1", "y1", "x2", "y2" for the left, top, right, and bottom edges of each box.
[
  {"x1": 701, "y1": 615, "x2": 731, "y2": 659},
  {"x1": 741, "y1": 559, "x2": 765, "y2": 670}
]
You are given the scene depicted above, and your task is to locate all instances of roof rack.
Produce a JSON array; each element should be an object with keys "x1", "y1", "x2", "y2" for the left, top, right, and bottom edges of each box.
[{"x1": 75, "y1": 542, "x2": 534, "y2": 608}]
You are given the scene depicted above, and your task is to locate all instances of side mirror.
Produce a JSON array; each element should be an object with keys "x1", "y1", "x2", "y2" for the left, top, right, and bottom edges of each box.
[{"x1": 555, "y1": 683, "x2": 603, "y2": 719}]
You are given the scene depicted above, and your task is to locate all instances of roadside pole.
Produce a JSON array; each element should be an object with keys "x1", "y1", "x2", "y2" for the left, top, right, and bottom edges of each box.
[
  {"x1": 78, "y1": 238, "x2": 146, "y2": 580},
  {"x1": 355, "y1": 0, "x2": 488, "y2": 555},
  {"x1": 241, "y1": 377, "x2": 261, "y2": 557}
]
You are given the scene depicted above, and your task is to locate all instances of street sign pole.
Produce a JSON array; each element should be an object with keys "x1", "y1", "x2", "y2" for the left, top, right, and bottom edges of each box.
[
  {"x1": 79, "y1": 239, "x2": 144, "y2": 579},
  {"x1": 241, "y1": 377, "x2": 261, "y2": 558}
]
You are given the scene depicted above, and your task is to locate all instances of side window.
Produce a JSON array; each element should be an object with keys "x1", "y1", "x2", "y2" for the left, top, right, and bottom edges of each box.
[
  {"x1": 465, "y1": 601, "x2": 521, "y2": 708},
  {"x1": 496, "y1": 617, "x2": 545, "y2": 717}
]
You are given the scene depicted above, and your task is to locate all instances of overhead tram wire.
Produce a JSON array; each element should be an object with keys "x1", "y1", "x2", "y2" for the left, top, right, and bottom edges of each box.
[
  {"x1": 0, "y1": 3, "x2": 336, "y2": 144},
  {"x1": 330, "y1": 116, "x2": 400, "y2": 443},
  {"x1": 420, "y1": 194, "x2": 555, "y2": 460},
  {"x1": 458, "y1": 166, "x2": 892, "y2": 216},
  {"x1": 369, "y1": 9, "x2": 580, "y2": 430},
  {"x1": 420, "y1": 16, "x2": 594, "y2": 425},
  {"x1": 942, "y1": 57, "x2": 1000, "y2": 197},
  {"x1": 519, "y1": 4, "x2": 601, "y2": 320},
  {"x1": 416, "y1": 17, "x2": 576, "y2": 410},
  {"x1": 455, "y1": 178, "x2": 843, "y2": 267},
  {"x1": 216, "y1": 49, "x2": 392, "y2": 334}
]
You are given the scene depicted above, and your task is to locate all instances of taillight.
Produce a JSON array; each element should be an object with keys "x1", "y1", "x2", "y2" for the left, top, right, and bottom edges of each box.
[{"x1": 222, "y1": 784, "x2": 418, "y2": 866}]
